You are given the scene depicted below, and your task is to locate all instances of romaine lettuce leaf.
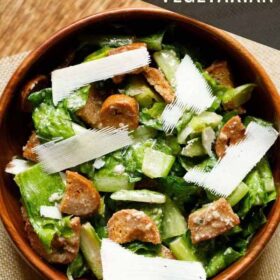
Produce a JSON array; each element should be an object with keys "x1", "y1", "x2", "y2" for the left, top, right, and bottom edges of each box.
[
  {"x1": 125, "y1": 241, "x2": 161, "y2": 257},
  {"x1": 33, "y1": 103, "x2": 75, "y2": 140},
  {"x1": 14, "y1": 164, "x2": 73, "y2": 251},
  {"x1": 63, "y1": 85, "x2": 90, "y2": 112},
  {"x1": 67, "y1": 253, "x2": 88, "y2": 280}
]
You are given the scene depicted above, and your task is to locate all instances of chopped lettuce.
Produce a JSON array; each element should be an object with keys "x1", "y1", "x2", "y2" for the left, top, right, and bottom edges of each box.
[
  {"x1": 80, "y1": 223, "x2": 102, "y2": 280},
  {"x1": 93, "y1": 153, "x2": 134, "y2": 192},
  {"x1": 28, "y1": 88, "x2": 52, "y2": 107},
  {"x1": 170, "y1": 234, "x2": 198, "y2": 261},
  {"x1": 140, "y1": 102, "x2": 165, "y2": 130},
  {"x1": 161, "y1": 197, "x2": 187, "y2": 240},
  {"x1": 153, "y1": 49, "x2": 180, "y2": 87},
  {"x1": 140, "y1": 204, "x2": 164, "y2": 232},
  {"x1": 206, "y1": 247, "x2": 242, "y2": 277},
  {"x1": 125, "y1": 241, "x2": 161, "y2": 257},
  {"x1": 139, "y1": 30, "x2": 166, "y2": 51},
  {"x1": 33, "y1": 102, "x2": 75, "y2": 140},
  {"x1": 181, "y1": 138, "x2": 207, "y2": 157},
  {"x1": 67, "y1": 253, "x2": 88, "y2": 280},
  {"x1": 64, "y1": 85, "x2": 90, "y2": 112},
  {"x1": 158, "y1": 176, "x2": 200, "y2": 213},
  {"x1": 222, "y1": 84, "x2": 256, "y2": 110},
  {"x1": 142, "y1": 148, "x2": 175, "y2": 178},
  {"x1": 237, "y1": 169, "x2": 267, "y2": 218},
  {"x1": 14, "y1": 164, "x2": 72, "y2": 251},
  {"x1": 84, "y1": 46, "x2": 111, "y2": 62},
  {"x1": 125, "y1": 75, "x2": 161, "y2": 108}
]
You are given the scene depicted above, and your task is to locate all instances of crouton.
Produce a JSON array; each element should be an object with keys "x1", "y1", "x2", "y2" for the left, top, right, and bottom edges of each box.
[
  {"x1": 206, "y1": 61, "x2": 234, "y2": 88},
  {"x1": 143, "y1": 67, "x2": 175, "y2": 103},
  {"x1": 159, "y1": 245, "x2": 175, "y2": 259},
  {"x1": 76, "y1": 87, "x2": 104, "y2": 129},
  {"x1": 100, "y1": 94, "x2": 139, "y2": 130},
  {"x1": 107, "y1": 209, "x2": 161, "y2": 244},
  {"x1": 21, "y1": 207, "x2": 81, "y2": 264},
  {"x1": 215, "y1": 116, "x2": 245, "y2": 158},
  {"x1": 20, "y1": 75, "x2": 49, "y2": 112},
  {"x1": 188, "y1": 198, "x2": 240, "y2": 244},
  {"x1": 109, "y1": 43, "x2": 147, "y2": 84},
  {"x1": 60, "y1": 171, "x2": 100, "y2": 216},
  {"x1": 22, "y1": 132, "x2": 40, "y2": 162},
  {"x1": 109, "y1": 42, "x2": 147, "y2": 56}
]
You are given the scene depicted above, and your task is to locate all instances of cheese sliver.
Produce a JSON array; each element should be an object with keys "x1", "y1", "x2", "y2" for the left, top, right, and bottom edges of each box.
[
  {"x1": 101, "y1": 239, "x2": 206, "y2": 280},
  {"x1": 5, "y1": 158, "x2": 33, "y2": 175},
  {"x1": 52, "y1": 48, "x2": 150, "y2": 105},
  {"x1": 162, "y1": 54, "x2": 214, "y2": 133},
  {"x1": 40, "y1": 205, "x2": 62, "y2": 220},
  {"x1": 34, "y1": 127, "x2": 133, "y2": 174},
  {"x1": 184, "y1": 122, "x2": 278, "y2": 197}
]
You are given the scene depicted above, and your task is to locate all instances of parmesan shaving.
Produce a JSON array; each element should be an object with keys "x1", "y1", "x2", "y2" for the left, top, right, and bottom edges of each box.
[
  {"x1": 93, "y1": 158, "x2": 106, "y2": 169},
  {"x1": 113, "y1": 164, "x2": 125, "y2": 174},
  {"x1": 52, "y1": 48, "x2": 150, "y2": 105},
  {"x1": 202, "y1": 127, "x2": 215, "y2": 156},
  {"x1": 48, "y1": 192, "x2": 63, "y2": 202},
  {"x1": 40, "y1": 205, "x2": 62, "y2": 220},
  {"x1": 34, "y1": 127, "x2": 133, "y2": 174},
  {"x1": 101, "y1": 239, "x2": 206, "y2": 280},
  {"x1": 5, "y1": 158, "x2": 33, "y2": 175},
  {"x1": 184, "y1": 122, "x2": 278, "y2": 197},
  {"x1": 162, "y1": 54, "x2": 214, "y2": 133}
]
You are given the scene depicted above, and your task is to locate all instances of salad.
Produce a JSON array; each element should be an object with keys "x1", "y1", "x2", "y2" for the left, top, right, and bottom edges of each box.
[{"x1": 5, "y1": 26, "x2": 277, "y2": 280}]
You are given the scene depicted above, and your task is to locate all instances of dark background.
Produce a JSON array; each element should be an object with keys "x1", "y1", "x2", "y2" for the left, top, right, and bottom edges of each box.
[{"x1": 144, "y1": 0, "x2": 280, "y2": 50}]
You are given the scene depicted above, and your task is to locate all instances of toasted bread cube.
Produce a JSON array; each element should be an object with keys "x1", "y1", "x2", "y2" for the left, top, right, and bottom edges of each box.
[
  {"x1": 215, "y1": 116, "x2": 245, "y2": 158},
  {"x1": 22, "y1": 132, "x2": 40, "y2": 162},
  {"x1": 109, "y1": 42, "x2": 147, "y2": 56},
  {"x1": 107, "y1": 209, "x2": 161, "y2": 244},
  {"x1": 100, "y1": 94, "x2": 139, "y2": 130},
  {"x1": 143, "y1": 67, "x2": 175, "y2": 103},
  {"x1": 206, "y1": 61, "x2": 234, "y2": 88},
  {"x1": 21, "y1": 207, "x2": 81, "y2": 264},
  {"x1": 76, "y1": 87, "x2": 104, "y2": 129},
  {"x1": 60, "y1": 171, "x2": 100, "y2": 216},
  {"x1": 188, "y1": 198, "x2": 240, "y2": 244}
]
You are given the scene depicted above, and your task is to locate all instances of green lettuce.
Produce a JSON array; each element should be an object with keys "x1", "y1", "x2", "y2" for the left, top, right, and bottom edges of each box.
[
  {"x1": 14, "y1": 164, "x2": 73, "y2": 251},
  {"x1": 64, "y1": 85, "x2": 90, "y2": 112},
  {"x1": 32, "y1": 103, "x2": 75, "y2": 140}
]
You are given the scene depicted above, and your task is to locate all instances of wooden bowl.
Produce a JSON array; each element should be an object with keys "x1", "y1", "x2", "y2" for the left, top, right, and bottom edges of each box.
[{"x1": 0, "y1": 8, "x2": 279, "y2": 280}]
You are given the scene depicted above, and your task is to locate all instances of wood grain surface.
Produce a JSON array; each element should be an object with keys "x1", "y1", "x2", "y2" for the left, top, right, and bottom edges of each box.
[{"x1": 0, "y1": 0, "x2": 155, "y2": 58}]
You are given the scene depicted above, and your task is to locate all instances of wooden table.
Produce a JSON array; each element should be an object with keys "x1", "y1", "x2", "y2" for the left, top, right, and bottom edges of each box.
[
  {"x1": 0, "y1": 0, "x2": 155, "y2": 57},
  {"x1": 0, "y1": 1, "x2": 277, "y2": 280}
]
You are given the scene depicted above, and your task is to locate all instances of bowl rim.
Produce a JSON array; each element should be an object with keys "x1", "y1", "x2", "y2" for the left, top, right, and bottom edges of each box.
[{"x1": 0, "y1": 7, "x2": 280, "y2": 280}]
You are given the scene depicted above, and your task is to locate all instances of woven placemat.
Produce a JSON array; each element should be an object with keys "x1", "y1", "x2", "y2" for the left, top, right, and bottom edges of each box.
[{"x1": 0, "y1": 34, "x2": 279, "y2": 280}]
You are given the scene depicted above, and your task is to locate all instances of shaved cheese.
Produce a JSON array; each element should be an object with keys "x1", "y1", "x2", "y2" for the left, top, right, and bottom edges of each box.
[
  {"x1": 93, "y1": 158, "x2": 106, "y2": 169},
  {"x1": 72, "y1": 122, "x2": 88, "y2": 135},
  {"x1": 113, "y1": 164, "x2": 125, "y2": 174},
  {"x1": 101, "y1": 239, "x2": 206, "y2": 280},
  {"x1": 52, "y1": 48, "x2": 150, "y2": 105},
  {"x1": 202, "y1": 127, "x2": 215, "y2": 156},
  {"x1": 5, "y1": 158, "x2": 33, "y2": 175},
  {"x1": 162, "y1": 54, "x2": 214, "y2": 133},
  {"x1": 40, "y1": 205, "x2": 62, "y2": 219},
  {"x1": 34, "y1": 127, "x2": 133, "y2": 174},
  {"x1": 48, "y1": 192, "x2": 63, "y2": 202},
  {"x1": 184, "y1": 122, "x2": 278, "y2": 197}
]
